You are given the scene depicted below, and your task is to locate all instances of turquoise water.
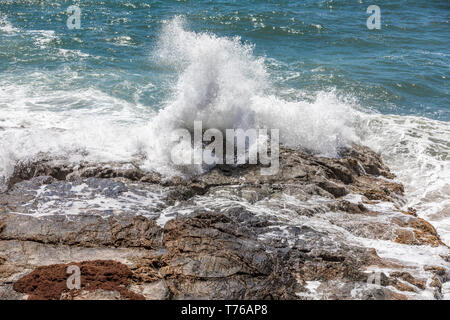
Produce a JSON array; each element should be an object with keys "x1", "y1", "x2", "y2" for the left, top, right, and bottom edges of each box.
[{"x1": 1, "y1": 0, "x2": 448, "y2": 119}]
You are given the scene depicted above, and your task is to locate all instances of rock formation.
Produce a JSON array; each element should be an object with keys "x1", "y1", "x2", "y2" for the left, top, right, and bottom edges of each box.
[{"x1": 0, "y1": 145, "x2": 448, "y2": 300}]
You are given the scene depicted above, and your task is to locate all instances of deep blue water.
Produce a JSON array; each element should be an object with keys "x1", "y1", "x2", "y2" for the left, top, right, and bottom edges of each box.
[{"x1": 0, "y1": 0, "x2": 449, "y2": 120}]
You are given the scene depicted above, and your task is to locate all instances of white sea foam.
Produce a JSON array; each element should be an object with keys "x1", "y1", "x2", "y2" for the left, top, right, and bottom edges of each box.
[
  {"x1": 151, "y1": 17, "x2": 358, "y2": 156},
  {"x1": 27, "y1": 30, "x2": 58, "y2": 48},
  {"x1": 0, "y1": 14, "x2": 18, "y2": 33},
  {"x1": 360, "y1": 114, "x2": 450, "y2": 245},
  {"x1": 0, "y1": 83, "x2": 156, "y2": 190},
  {"x1": 130, "y1": 17, "x2": 360, "y2": 177},
  {"x1": 13, "y1": 181, "x2": 168, "y2": 218}
]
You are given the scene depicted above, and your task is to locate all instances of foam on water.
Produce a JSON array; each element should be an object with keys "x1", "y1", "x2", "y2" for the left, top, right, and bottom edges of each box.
[
  {"x1": 18, "y1": 180, "x2": 168, "y2": 218},
  {"x1": 0, "y1": 83, "x2": 155, "y2": 190},
  {"x1": 151, "y1": 17, "x2": 359, "y2": 156},
  {"x1": 27, "y1": 29, "x2": 58, "y2": 48},
  {"x1": 0, "y1": 14, "x2": 18, "y2": 33},
  {"x1": 131, "y1": 17, "x2": 361, "y2": 176},
  {"x1": 360, "y1": 114, "x2": 450, "y2": 245}
]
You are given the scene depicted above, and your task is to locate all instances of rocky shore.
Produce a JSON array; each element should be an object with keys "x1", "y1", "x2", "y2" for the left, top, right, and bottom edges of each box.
[{"x1": 0, "y1": 144, "x2": 448, "y2": 300}]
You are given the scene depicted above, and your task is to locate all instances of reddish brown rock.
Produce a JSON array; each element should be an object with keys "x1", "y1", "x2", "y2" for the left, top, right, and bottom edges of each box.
[
  {"x1": 13, "y1": 260, "x2": 144, "y2": 300},
  {"x1": 395, "y1": 218, "x2": 444, "y2": 247}
]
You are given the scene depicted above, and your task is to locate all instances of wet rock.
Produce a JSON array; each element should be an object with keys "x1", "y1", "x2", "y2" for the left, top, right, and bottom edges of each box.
[
  {"x1": 159, "y1": 211, "x2": 298, "y2": 299},
  {"x1": 0, "y1": 144, "x2": 448, "y2": 300},
  {"x1": 389, "y1": 272, "x2": 426, "y2": 290},
  {"x1": 7, "y1": 158, "x2": 162, "y2": 190},
  {"x1": 129, "y1": 280, "x2": 170, "y2": 300},
  {"x1": 394, "y1": 217, "x2": 444, "y2": 247},
  {"x1": 316, "y1": 179, "x2": 348, "y2": 197},
  {"x1": 0, "y1": 213, "x2": 163, "y2": 249}
]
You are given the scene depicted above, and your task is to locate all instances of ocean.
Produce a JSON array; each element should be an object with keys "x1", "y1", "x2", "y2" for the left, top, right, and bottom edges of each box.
[{"x1": 0, "y1": 0, "x2": 449, "y2": 265}]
